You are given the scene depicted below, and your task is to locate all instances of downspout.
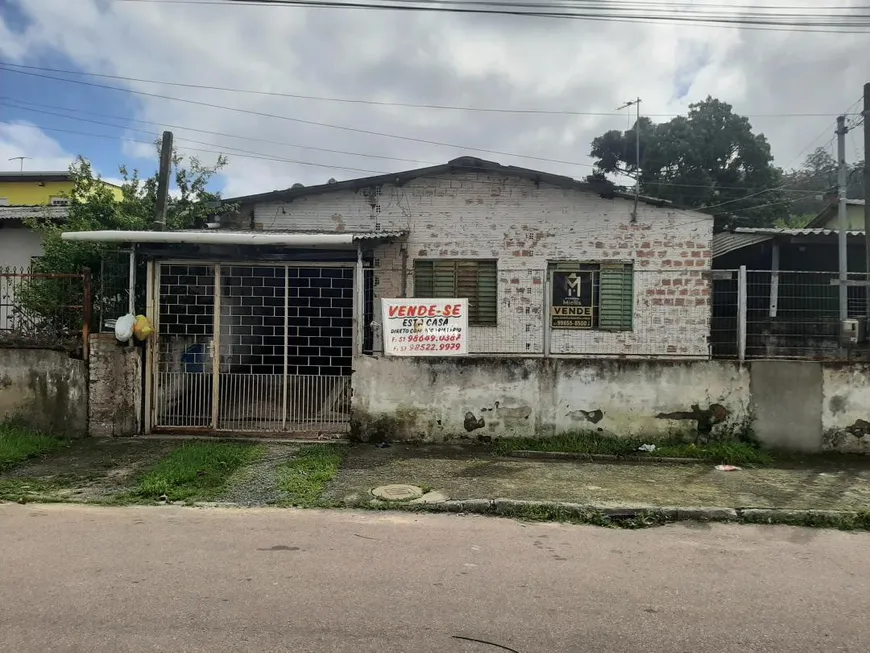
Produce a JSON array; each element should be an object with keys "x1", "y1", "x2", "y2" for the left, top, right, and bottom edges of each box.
[{"x1": 400, "y1": 242, "x2": 408, "y2": 297}]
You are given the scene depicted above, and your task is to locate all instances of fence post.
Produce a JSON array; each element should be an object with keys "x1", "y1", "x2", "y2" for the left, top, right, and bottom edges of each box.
[
  {"x1": 82, "y1": 268, "x2": 92, "y2": 361},
  {"x1": 737, "y1": 265, "x2": 747, "y2": 362}
]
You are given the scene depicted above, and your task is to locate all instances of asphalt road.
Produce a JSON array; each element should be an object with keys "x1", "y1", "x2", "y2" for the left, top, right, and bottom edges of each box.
[{"x1": 1, "y1": 504, "x2": 868, "y2": 652}]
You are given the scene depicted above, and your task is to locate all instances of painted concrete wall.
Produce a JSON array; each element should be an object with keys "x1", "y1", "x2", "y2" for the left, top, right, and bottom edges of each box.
[
  {"x1": 89, "y1": 334, "x2": 142, "y2": 437},
  {"x1": 0, "y1": 347, "x2": 88, "y2": 436},
  {"x1": 750, "y1": 361, "x2": 822, "y2": 453},
  {"x1": 821, "y1": 364, "x2": 870, "y2": 454},
  {"x1": 245, "y1": 171, "x2": 713, "y2": 357},
  {"x1": 352, "y1": 356, "x2": 750, "y2": 442},
  {"x1": 354, "y1": 356, "x2": 870, "y2": 453}
]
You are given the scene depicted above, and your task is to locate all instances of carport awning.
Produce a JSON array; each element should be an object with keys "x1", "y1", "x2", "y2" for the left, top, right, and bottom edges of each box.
[{"x1": 60, "y1": 230, "x2": 407, "y2": 248}]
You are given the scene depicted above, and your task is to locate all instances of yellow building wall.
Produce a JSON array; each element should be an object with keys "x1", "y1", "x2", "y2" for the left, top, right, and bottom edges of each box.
[{"x1": 0, "y1": 180, "x2": 123, "y2": 205}]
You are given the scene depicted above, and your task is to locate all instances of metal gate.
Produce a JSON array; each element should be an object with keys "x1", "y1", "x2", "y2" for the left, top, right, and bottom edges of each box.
[{"x1": 150, "y1": 262, "x2": 353, "y2": 435}]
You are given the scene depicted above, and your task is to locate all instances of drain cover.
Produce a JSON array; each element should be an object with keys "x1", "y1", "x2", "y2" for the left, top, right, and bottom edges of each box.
[{"x1": 371, "y1": 484, "x2": 424, "y2": 501}]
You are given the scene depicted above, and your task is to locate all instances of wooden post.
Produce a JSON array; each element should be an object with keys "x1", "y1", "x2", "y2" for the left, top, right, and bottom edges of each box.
[
  {"x1": 737, "y1": 265, "x2": 747, "y2": 362},
  {"x1": 768, "y1": 243, "x2": 779, "y2": 318},
  {"x1": 82, "y1": 267, "x2": 92, "y2": 361},
  {"x1": 153, "y1": 131, "x2": 173, "y2": 230}
]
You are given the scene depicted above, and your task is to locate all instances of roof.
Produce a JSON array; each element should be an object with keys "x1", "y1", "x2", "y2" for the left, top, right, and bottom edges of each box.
[
  {"x1": 59, "y1": 229, "x2": 407, "y2": 247},
  {"x1": 0, "y1": 171, "x2": 72, "y2": 182},
  {"x1": 223, "y1": 156, "x2": 680, "y2": 210},
  {"x1": 0, "y1": 205, "x2": 69, "y2": 221},
  {"x1": 734, "y1": 227, "x2": 866, "y2": 237},
  {"x1": 806, "y1": 198, "x2": 866, "y2": 228},
  {"x1": 713, "y1": 226, "x2": 867, "y2": 258}
]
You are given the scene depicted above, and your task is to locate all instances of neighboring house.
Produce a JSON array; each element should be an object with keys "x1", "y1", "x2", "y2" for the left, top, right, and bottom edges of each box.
[
  {"x1": 806, "y1": 198, "x2": 866, "y2": 230},
  {"x1": 0, "y1": 171, "x2": 122, "y2": 331},
  {"x1": 0, "y1": 171, "x2": 122, "y2": 269}
]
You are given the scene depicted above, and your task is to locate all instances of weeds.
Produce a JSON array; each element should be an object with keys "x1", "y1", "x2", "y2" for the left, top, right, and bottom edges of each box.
[
  {"x1": 276, "y1": 444, "x2": 347, "y2": 506},
  {"x1": 131, "y1": 441, "x2": 264, "y2": 502},
  {"x1": 0, "y1": 421, "x2": 67, "y2": 472},
  {"x1": 494, "y1": 432, "x2": 772, "y2": 465}
]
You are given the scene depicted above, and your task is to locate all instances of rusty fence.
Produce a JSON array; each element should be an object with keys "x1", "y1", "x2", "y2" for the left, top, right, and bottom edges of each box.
[{"x1": 0, "y1": 266, "x2": 92, "y2": 356}]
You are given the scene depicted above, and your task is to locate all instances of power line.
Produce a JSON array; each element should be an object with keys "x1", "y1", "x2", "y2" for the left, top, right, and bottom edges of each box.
[
  {"x1": 0, "y1": 62, "x2": 853, "y2": 119},
  {"x1": 0, "y1": 66, "x2": 604, "y2": 170},
  {"x1": 100, "y1": 0, "x2": 870, "y2": 34}
]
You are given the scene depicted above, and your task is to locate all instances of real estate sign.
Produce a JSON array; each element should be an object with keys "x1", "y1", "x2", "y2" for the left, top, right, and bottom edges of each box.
[
  {"x1": 551, "y1": 270, "x2": 594, "y2": 329},
  {"x1": 381, "y1": 298, "x2": 468, "y2": 356}
]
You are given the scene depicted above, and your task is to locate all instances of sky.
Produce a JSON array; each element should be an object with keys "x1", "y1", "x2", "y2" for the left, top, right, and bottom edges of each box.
[{"x1": 0, "y1": 0, "x2": 867, "y2": 200}]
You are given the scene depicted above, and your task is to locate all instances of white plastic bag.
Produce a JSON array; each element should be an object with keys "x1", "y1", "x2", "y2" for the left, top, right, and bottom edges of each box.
[
  {"x1": 114, "y1": 313, "x2": 136, "y2": 342},
  {"x1": 638, "y1": 444, "x2": 657, "y2": 453}
]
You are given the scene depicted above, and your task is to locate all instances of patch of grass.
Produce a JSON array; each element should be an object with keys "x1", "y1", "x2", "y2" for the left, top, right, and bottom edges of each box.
[
  {"x1": 276, "y1": 444, "x2": 347, "y2": 507},
  {"x1": 740, "y1": 510, "x2": 870, "y2": 531},
  {"x1": 493, "y1": 432, "x2": 772, "y2": 465},
  {"x1": 0, "y1": 421, "x2": 67, "y2": 472},
  {"x1": 131, "y1": 441, "x2": 264, "y2": 502}
]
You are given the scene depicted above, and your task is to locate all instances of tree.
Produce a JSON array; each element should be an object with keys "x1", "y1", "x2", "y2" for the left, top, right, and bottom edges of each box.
[
  {"x1": 780, "y1": 147, "x2": 865, "y2": 225},
  {"x1": 22, "y1": 149, "x2": 231, "y2": 333},
  {"x1": 590, "y1": 97, "x2": 785, "y2": 227}
]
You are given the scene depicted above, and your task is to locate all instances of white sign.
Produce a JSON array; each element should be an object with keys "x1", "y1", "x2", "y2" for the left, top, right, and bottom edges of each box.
[{"x1": 381, "y1": 298, "x2": 468, "y2": 356}]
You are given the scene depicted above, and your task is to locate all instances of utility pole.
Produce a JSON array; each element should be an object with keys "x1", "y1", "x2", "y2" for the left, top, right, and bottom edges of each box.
[
  {"x1": 617, "y1": 97, "x2": 642, "y2": 222},
  {"x1": 153, "y1": 131, "x2": 173, "y2": 231},
  {"x1": 837, "y1": 115, "x2": 849, "y2": 322},
  {"x1": 864, "y1": 82, "x2": 870, "y2": 323},
  {"x1": 8, "y1": 156, "x2": 30, "y2": 171}
]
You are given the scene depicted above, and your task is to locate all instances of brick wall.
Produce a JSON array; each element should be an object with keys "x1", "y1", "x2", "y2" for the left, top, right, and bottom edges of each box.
[
  {"x1": 89, "y1": 333, "x2": 141, "y2": 436},
  {"x1": 250, "y1": 171, "x2": 713, "y2": 357}
]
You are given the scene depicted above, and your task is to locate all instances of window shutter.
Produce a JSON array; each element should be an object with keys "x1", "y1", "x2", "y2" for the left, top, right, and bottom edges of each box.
[
  {"x1": 432, "y1": 261, "x2": 457, "y2": 297},
  {"x1": 413, "y1": 260, "x2": 434, "y2": 297},
  {"x1": 598, "y1": 263, "x2": 634, "y2": 331}
]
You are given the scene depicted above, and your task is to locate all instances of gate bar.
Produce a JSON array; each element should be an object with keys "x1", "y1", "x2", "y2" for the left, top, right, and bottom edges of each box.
[
  {"x1": 211, "y1": 263, "x2": 221, "y2": 430},
  {"x1": 282, "y1": 265, "x2": 289, "y2": 429}
]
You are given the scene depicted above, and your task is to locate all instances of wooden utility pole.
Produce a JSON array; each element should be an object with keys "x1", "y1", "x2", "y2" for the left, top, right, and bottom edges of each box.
[
  {"x1": 864, "y1": 83, "x2": 870, "y2": 322},
  {"x1": 153, "y1": 131, "x2": 173, "y2": 231}
]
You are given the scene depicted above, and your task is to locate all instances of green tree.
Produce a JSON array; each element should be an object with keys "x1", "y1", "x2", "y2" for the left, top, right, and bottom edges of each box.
[
  {"x1": 590, "y1": 97, "x2": 785, "y2": 226},
  {"x1": 20, "y1": 150, "x2": 230, "y2": 335},
  {"x1": 780, "y1": 147, "x2": 865, "y2": 225}
]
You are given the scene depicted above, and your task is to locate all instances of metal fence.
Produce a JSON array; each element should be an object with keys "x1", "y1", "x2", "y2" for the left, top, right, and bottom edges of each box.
[
  {"x1": 362, "y1": 265, "x2": 712, "y2": 358},
  {"x1": 712, "y1": 268, "x2": 870, "y2": 360},
  {"x1": 0, "y1": 266, "x2": 92, "y2": 352}
]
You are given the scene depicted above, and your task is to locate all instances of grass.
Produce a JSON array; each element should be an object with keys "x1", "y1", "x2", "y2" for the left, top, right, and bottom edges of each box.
[
  {"x1": 276, "y1": 444, "x2": 347, "y2": 507},
  {"x1": 493, "y1": 432, "x2": 773, "y2": 465},
  {"x1": 0, "y1": 421, "x2": 68, "y2": 472},
  {"x1": 131, "y1": 441, "x2": 264, "y2": 502}
]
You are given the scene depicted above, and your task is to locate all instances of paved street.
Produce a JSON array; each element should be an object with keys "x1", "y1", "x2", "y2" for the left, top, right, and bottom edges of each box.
[{"x1": 1, "y1": 504, "x2": 868, "y2": 652}]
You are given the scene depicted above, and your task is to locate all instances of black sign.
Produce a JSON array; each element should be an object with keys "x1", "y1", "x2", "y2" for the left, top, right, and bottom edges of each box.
[{"x1": 551, "y1": 270, "x2": 594, "y2": 329}]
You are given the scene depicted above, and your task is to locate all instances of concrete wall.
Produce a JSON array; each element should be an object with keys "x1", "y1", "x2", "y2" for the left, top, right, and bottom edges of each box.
[
  {"x1": 245, "y1": 170, "x2": 713, "y2": 357},
  {"x1": 353, "y1": 356, "x2": 870, "y2": 453},
  {"x1": 352, "y1": 356, "x2": 750, "y2": 443},
  {"x1": 0, "y1": 347, "x2": 88, "y2": 436},
  {"x1": 89, "y1": 334, "x2": 142, "y2": 437}
]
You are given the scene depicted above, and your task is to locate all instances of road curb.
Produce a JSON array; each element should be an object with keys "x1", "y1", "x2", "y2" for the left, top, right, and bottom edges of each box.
[{"x1": 352, "y1": 497, "x2": 869, "y2": 529}]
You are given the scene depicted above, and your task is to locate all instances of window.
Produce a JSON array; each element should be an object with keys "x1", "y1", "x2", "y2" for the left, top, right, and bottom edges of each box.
[
  {"x1": 413, "y1": 259, "x2": 497, "y2": 326},
  {"x1": 49, "y1": 196, "x2": 69, "y2": 206},
  {"x1": 549, "y1": 262, "x2": 634, "y2": 332}
]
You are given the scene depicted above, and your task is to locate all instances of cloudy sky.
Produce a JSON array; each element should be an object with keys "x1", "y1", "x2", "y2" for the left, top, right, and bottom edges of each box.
[{"x1": 0, "y1": 0, "x2": 867, "y2": 199}]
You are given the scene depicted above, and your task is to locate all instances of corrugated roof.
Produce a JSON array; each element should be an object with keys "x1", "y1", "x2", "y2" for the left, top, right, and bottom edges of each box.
[
  {"x1": 734, "y1": 227, "x2": 866, "y2": 236},
  {"x1": 712, "y1": 232, "x2": 772, "y2": 257},
  {"x1": 0, "y1": 205, "x2": 68, "y2": 221}
]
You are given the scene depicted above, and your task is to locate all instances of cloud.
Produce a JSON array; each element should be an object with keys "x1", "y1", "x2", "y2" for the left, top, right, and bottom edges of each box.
[
  {"x1": 3, "y1": 0, "x2": 868, "y2": 199},
  {"x1": 0, "y1": 121, "x2": 76, "y2": 171}
]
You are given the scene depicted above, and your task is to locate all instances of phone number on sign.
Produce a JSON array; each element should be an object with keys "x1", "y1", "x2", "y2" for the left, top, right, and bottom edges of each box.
[
  {"x1": 392, "y1": 342, "x2": 462, "y2": 352},
  {"x1": 400, "y1": 334, "x2": 462, "y2": 343}
]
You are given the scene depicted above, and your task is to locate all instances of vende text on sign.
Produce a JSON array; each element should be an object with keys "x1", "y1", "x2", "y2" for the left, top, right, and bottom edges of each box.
[{"x1": 381, "y1": 298, "x2": 469, "y2": 356}]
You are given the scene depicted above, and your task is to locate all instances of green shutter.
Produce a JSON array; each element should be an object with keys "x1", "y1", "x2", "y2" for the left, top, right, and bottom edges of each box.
[
  {"x1": 413, "y1": 260, "x2": 497, "y2": 326},
  {"x1": 598, "y1": 264, "x2": 634, "y2": 331},
  {"x1": 413, "y1": 260, "x2": 434, "y2": 297}
]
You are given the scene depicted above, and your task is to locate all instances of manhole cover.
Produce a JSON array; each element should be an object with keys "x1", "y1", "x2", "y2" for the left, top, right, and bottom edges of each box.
[{"x1": 371, "y1": 484, "x2": 424, "y2": 501}]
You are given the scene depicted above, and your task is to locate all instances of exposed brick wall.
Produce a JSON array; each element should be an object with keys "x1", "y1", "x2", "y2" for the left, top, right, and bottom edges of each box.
[
  {"x1": 89, "y1": 334, "x2": 141, "y2": 436},
  {"x1": 251, "y1": 171, "x2": 713, "y2": 357}
]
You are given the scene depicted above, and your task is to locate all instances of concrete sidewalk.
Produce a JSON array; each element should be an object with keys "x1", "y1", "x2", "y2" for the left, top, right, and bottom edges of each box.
[{"x1": 325, "y1": 444, "x2": 870, "y2": 511}]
